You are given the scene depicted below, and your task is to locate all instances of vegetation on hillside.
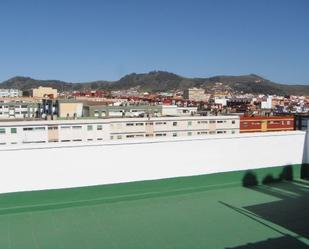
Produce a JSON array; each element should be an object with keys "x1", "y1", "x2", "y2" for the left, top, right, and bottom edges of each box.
[{"x1": 1, "y1": 71, "x2": 308, "y2": 95}]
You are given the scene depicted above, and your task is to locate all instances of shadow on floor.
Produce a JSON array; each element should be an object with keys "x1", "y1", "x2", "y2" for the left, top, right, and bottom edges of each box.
[
  {"x1": 244, "y1": 181, "x2": 309, "y2": 239},
  {"x1": 242, "y1": 171, "x2": 258, "y2": 187},
  {"x1": 301, "y1": 164, "x2": 309, "y2": 180},
  {"x1": 242, "y1": 165, "x2": 295, "y2": 187},
  {"x1": 225, "y1": 235, "x2": 309, "y2": 249},
  {"x1": 224, "y1": 169, "x2": 309, "y2": 249}
]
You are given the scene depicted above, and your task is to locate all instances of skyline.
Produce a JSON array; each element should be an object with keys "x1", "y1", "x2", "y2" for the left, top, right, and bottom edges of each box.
[
  {"x1": 0, "y1": 0, "x2": 308, "y2": 84},
  {"x1": 1, "y1": 70, "x2": 309, "y2": 86}
]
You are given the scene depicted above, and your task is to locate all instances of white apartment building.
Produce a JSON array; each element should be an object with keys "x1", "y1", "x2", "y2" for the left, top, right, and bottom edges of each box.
[
  {"x1": 0, "y1": 115, "x2": 240, "y2": 146},
  {"x1": 161, "y1": 105, "x2": 197, "y2": 116},
  {"x1": 0, "y1": 89, "x2": 23, "y2": 98},
  {"x1": 261, "y1": 96, "x2": 273, "y2": 109},
  {"x1": 0, "y1": 102, "x2": 38, "y2": 119}
]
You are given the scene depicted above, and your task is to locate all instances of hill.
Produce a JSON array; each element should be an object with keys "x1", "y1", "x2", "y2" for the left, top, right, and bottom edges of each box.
[{"x1": 1, "y1": 71, "x2": 309, "y2": 95}]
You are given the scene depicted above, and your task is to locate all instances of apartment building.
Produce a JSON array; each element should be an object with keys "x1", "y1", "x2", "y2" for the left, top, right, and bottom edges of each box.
[
  {"x1": 0, "y1": 102, "x2": 38, "y2": 119},
  {"x1": 82, "y1": 104, "x2": 196, "y2": 118},
  {"x1": 0, "y1": 115, "x2": 240, "y2": 146},
  {"x1": 240, "y1": 115, "x2": 294, "y2": 133},
  {"x1": 82, "y1": 104, "x2": 162, "y2": 118},
  {"x1": 161, "y1": 105, "x2": 197, "y2": 116},
  {"x1": 183, "y1": 88, "x2": 207, "y2": 101},
  {"x1": 32, "y1": 86, "x2": 58, "y2": 99},
  {"x1": 0, "y1": 89, "x2": 23, "y2": 98},
  {"x1": 38, "y1": 99, "x2": 83, "y2": 118}
]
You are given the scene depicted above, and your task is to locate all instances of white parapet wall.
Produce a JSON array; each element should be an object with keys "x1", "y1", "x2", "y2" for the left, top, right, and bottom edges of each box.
[{"x1": 0, "y1": 131, "x2": 307, "y2": 194}]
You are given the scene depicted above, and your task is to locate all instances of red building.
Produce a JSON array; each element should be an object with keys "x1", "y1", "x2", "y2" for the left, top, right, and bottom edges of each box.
[{"x1": 240, "y1": 115, "x2": 294, "y2": 133}]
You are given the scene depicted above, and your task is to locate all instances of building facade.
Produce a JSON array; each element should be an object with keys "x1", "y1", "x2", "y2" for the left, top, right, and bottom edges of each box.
[
  {"x1": 83, "y1": 104, "x2": 162, "y2": 118},
  {"x1": 0, "y1": 115, "x2": 240, "y2": 146},
  {"x1": 0, "y1": 102, "x2": 38, "y2": 119},
  {"x1": 0, "y1": 89, "x2": 22, "y2": 98},
  {"x1": 240, "y1": 115, "x2": 294, "y2": 133},
  {"x1": 32, "y1": 87, "x2": 58, "y2": 98},
  {"x1": 183, "y1": 88, "x2": 207, "y2": 101}
]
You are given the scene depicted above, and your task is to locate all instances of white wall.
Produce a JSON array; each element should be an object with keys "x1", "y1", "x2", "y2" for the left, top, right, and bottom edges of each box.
[{"x1": 0, "y1": 131, "x2": 306, "y2": 194}]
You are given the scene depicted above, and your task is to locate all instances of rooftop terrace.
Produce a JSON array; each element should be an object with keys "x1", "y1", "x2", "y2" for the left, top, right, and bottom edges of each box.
[{"x1": 0, "y1": 166, "x2": 308, "y2": 249}]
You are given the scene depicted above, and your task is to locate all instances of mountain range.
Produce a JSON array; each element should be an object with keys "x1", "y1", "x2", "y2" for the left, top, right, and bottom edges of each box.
[{"x1": 0, "y1": 71, "x2": 309, "y2": 96}]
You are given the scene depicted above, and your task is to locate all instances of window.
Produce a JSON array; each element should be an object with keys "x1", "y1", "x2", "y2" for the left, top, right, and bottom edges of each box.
[
  {"x1": 173, "y1": 122, "x2": 177, "y2": 126},
  {"x1": 146, "y1": 122, "x2": 153, "y2": 126},
  {"x1": 135, "y1": 123, "x2": 144, "y2": 126},
  {"x1": 217, "y1": 130, "x2": 226, "y2": 134},
  {"x1": 61, "y1": 126, "x2": 71, "y2": 130},
  {"x1": 155, "y1": 133, "x2": 167, "y2": 137},
  {"x1": 23, "y1": 127, "x2": 45, "y2": 131},
  {"x1": 209, "y1": 120, "x2": 216, "y2": 124},
  {"x1": 187, "y1": 131, "x2": 192, "y2": 136},
  {"x1": 110, "y1": 136, "x2": 114, "y2": 140},
  {"x1": 198, "y1": 131, "x2": 208, "y2": 135},
  {"x1": 268, "y1": 120, "x2": 280, "y2": 125},
  {"x1": 0, "y1": 128, "x2": 5, "y2": 134},
  {"x1": 97, "y1": 138, "x2": 103, "y2": 141},
  {"x1": 72, "y1": 126, "x2": 82, "y2": 129},
  {"x1": 35, "y1": 127, "x2": 45, "y2": 131},
  {"x1": 155, "y1": 122, "x2": 167, "y2": 125},
  {"x1": 97, "y1": 125, "x2": 103, "y2": 130},
  {"x1": 48, "y1": 126, "x2": 58, "y2": 130},
  {"x1": 287, "y1": 121, "x2": 291, "y2": 125},
  {"x1": 87, "y1": 125, "x2": 93, "y2": 131},
  {"x1": 232, "y1": 120, "x2": 236, "y2": 124},
  {"x1": 126, "y1": 135, "x2": 134, "y2": 138},
  {"x1": 146, "y1": 134, "x2": 154, "y2": 137},
  {"x1": 48, "y1": 139, "x2": 58, "y2": 143},
  {"x1": 11, "y1": 128, "x2": 17, "y2": 134},
  {"x1": 188, "y1": 121, "x2": 192, "y2": 126},
  {"x1": 73, "y1": 139, "x2": 82, "y2": 142},
  {"x1": 117, "y1": 135, "x2": 122, "y2": 140},
  {"x1": 232, "y1": 130, "x2": 235, "y2": 134},
  {"x1": 173, "y1": 133, "x2": 177, "y2": 137},
  {"x1": 126, "y1": 123, "x2": 134, "y2": 126},
  {"x1": 198, "y1": 121, "x2": 208, "y2": 124}
]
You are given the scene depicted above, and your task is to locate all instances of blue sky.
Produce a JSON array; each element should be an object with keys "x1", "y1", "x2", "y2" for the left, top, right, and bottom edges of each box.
[{"x1": 0, "y1": 0, "x2": 308, "y2": 84}]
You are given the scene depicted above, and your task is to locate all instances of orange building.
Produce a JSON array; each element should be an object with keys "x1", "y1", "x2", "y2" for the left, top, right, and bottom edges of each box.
[{"x1": 240, "y1": 115, "x2": 294, "y2": 133}]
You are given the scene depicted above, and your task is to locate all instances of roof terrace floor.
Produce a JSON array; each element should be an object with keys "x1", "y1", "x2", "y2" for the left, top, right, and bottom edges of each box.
[{"x1": 0, "y1": 178, "x2": 308, "y2": 249}]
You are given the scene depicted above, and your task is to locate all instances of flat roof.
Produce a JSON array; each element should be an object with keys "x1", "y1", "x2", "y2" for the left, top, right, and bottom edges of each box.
[
  {"x1": 0, "y1": 115, "x2": 240, "y2": 126},
  {"x1": 241, "y1": 116, "x2": 294, "y2": 120},
  {"x1": 0, "y1": 172, "x2": 308, "y2": 249}
]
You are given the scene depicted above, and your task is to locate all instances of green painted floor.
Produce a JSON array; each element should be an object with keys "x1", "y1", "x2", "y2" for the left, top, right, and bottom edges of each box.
[{"x1": 0, "y1": 176, "x2": 308, "y2": 248}]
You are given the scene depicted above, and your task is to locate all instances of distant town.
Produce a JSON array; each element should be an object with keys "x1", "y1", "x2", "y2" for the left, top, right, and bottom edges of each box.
[{"x1": 0, "y1": 79, "x2": 308, "y2": 147}]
